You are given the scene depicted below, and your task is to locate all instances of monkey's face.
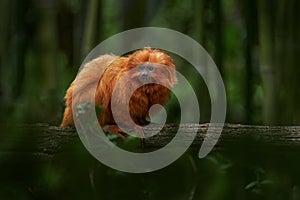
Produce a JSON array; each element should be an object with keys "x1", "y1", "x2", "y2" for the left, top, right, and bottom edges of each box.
[
  {"x1": 119, "y1": 48, "x2": 177, "y2": 87},
  {"x1": 128, "y1": 62, "x2": 176, "y2": 88},
  {"x1": 138, "y1": 62, "x2": 155, "y2": 83}
]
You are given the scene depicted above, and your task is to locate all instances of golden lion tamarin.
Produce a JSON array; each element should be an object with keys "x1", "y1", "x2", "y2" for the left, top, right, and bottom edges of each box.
[{"x1": 61, "y1": 47, "x2": 177, "y2": 137}]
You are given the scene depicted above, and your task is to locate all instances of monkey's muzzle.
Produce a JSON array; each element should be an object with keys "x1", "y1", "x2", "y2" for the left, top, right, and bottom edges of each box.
[{"x1": 138, "y1": 63, "x2": 155, "y2": 84}]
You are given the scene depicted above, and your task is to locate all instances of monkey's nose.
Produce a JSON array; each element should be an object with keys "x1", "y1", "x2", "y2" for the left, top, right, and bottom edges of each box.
[
  {"x1": 139, "y1": 71, "x2": 152, "y2": 84},
  {"x1": 141, "y1": 70, "x2": 148, "y2": 77}
]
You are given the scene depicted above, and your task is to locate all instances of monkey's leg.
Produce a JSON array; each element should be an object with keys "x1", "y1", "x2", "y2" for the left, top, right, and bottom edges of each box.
[{"x1": 102, "y1": 125, "x2": 126, "y2": 139}]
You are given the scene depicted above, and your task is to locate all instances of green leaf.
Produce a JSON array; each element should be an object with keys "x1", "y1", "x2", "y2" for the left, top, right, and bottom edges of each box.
[{"x1": 245, "y1": 181, "x2": 258, "y2": 190}]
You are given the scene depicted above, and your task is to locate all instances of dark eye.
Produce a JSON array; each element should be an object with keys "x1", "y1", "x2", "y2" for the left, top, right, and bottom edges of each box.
[
  {"x1": 147, "y1": 65, "x2": 154, "y2": 71},
  {"x1": 138, "y1": 65, "x2": 145, "y2": 71}
]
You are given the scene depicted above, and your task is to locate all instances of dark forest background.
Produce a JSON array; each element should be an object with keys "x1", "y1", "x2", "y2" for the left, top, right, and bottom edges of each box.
[{"x1": 0, "y1": 0, "x2": 300, "y2": 199}]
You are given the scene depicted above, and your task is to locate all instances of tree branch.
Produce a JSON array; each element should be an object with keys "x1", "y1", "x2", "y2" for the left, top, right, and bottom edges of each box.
[{"x1": 1, "y1": 123, "x2": 300, "y2": 156}]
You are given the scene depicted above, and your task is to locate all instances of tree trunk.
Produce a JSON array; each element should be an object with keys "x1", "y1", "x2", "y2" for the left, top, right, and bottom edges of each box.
[
  {"x1": 258, "y1": 0, "x2": 300, "y2": 125},
  {"x1": 258, "y1": 0, "x2": 277, "y2": 125},
  {"x1": 19, "y1": 0, "x2": 60, "y2": 123},
  {"x1": 243, "y1": 0, "x2": 258, "y2": 123},
  {"x1": 81, "y1": 0, "x2": 100, "y2": 58}
]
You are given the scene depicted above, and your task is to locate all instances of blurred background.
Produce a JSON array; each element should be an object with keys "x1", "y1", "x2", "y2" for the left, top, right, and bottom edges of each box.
[
  {"x1": 0, "y1": 0, "x2": 300, "y2": 199},
  {"x1": 1, "y1": 0, "x2": 299, "y2": 125}
]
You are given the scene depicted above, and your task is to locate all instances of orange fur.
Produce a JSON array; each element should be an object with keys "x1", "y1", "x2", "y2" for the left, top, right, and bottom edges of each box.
[{"x1": 61, "y1": 47, "x2": 177, "y2": 135}]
